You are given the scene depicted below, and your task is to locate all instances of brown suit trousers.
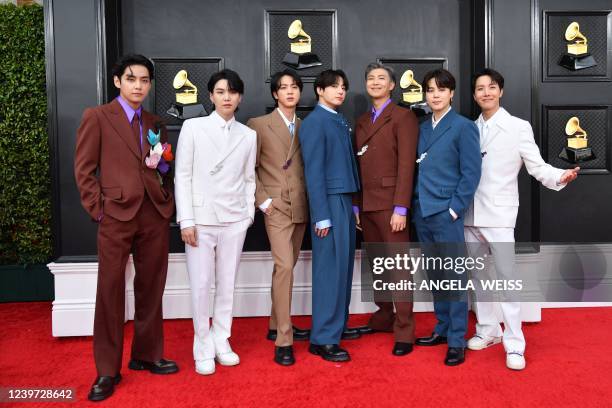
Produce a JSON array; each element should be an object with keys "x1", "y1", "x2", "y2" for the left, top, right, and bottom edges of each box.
[{"x1": 361, "y1": 210, "x2": 415, "y2": 343}]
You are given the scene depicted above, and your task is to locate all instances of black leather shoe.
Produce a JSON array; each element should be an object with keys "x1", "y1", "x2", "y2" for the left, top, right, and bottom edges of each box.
[
  {"x1": 128, "y1": 358, "x2": 179, "y2": 374},
  {"x1": 392, "y1": 342, "x2": 414, "y2": 356},
  {"x1": 267, "y1": 326, "x2": 311, "y2": 341},
  {"x1": 88, "y1": 374, "x2": 121, "y2": 402},
  {"x1": 308, "y1": 344, "x2": 351, "y2": 362},
  {"x1": 341, "y1": 327, "x2": 362, "y2": 340},
  {"x1": 274, "y1": 346, "x2": 295, "y2": 366},
  {"x1": 353, "y1": 325, "x2": 378, "y2": 335},
  {"x1": 445, "y1": 347, "x2": 465, "y2": 366},
  {"x1": 415, "y1": 332, "x2": 448, "y2": 346}
]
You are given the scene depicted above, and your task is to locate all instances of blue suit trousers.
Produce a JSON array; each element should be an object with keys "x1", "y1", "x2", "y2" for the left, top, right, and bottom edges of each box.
[
  {"x1": 413, "y1": 202, "x2": 468, "y2": 348},
  {"x1": 310, "y1": 193, "x2": 356, "y2": 345}
]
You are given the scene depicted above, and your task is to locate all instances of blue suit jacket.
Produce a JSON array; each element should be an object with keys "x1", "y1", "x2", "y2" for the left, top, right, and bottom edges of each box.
[
  {"x1": 298, "y1": 105, "x2": 360, "y2": 224},
  {"x1": 414, "y1": 109, "x2": 481, "y2": 218}
]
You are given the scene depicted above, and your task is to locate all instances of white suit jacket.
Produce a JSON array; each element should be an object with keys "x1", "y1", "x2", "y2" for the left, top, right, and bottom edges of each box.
[
  {"x1": 464, "y1": 107, "x2": 565, "y2": 228},
  {"x1": 175, "y1": 111, "x2": 256, "y2": 228}
]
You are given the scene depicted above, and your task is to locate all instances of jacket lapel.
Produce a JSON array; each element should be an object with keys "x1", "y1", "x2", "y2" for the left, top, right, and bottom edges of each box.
[
  {"x1": 422, "y1": 109, "x2": 454, "y2": 152},
  {"x1": 103, "y1": 99, "x2": 141, "y2": 160},
  {"x1": 212, "y1": 123, "x2": 246, "y2": 170},
  {"x1": 288, "y1": 117, "x2": 302, "y2": 160},
  {"x1": 480, "y1": 108, "x2": 510, "y2": 151},
  {"x1": 358, "y1": 103, "x2": 393, "y2": 149},
  {"x1": 268, "y1": 110, "x2": 291, "y2": 151},
  {"x1": 141, "y1": 111, "x2": 156, "y2": 162}
]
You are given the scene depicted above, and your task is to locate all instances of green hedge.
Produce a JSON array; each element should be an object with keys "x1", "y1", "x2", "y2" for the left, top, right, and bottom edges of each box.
[{"x1": 0, "y1": 4, "x2": 51, "y2": 265}]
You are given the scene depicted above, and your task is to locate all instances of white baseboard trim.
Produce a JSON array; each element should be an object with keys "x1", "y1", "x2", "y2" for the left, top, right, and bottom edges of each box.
[{"x1": 48, "y1": 245, "x2": 612, "y2": 337}]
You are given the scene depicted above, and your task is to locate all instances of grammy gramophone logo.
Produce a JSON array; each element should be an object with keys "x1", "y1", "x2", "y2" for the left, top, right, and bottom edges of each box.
[
  {"x1": 558, "y1": 116, "x2": 595, "y2": 163},
  {"x1": 166, "y1": 69, "x2": 206, "y2": 120},
  {"x1": 397, "y1": 69, "x2": 431, "y2": 118},
  {"x1": 400, "y1": 70, "x2": 423, "y2": 104},
  {"x1": 282, "y1": 19, "x2": 323, "y2": 70},
  {"x1": 559, "y1": 21, "x2": 597, "y2": 71}
]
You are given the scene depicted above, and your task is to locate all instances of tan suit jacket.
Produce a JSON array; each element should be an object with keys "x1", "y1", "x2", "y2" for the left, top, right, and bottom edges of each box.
[
  {"x1": 354, "y1": 103, "x2": 418, "y2": 212},
  {"x1": 247, "y1": 110, "x2": 308, "y2": 224}
]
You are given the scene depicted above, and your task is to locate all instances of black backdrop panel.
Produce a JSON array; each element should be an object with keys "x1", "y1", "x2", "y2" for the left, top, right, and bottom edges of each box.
[
  {"x1": 376, "y1": 58, "x2": 447, "y2": 106},
  {"x1": 151, "y1": 58, "x2": 223, "y2": 127},
  {"x1": 544, "y1": 11, "x2": 611, "y2": 80},
  {"x1": 265, "y1": 10, "x2": 337, "y2": 81},
  {"x1": 543, "y1": 105, "x2": 611, "y2": 173},
  {"x1": 535, "y1": 0, "x2": 612, "y2": 242},
  {"x1": 50, "y1": 0, "x2": 470, "y2": 258}
]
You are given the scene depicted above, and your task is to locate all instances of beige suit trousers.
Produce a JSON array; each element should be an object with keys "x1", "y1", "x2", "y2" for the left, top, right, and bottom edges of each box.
[{"x1": 264, "y1": 208, "x2": 306, "y2": 346}]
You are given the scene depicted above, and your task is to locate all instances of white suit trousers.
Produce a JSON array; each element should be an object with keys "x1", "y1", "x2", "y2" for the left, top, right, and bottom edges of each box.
[
  {"x1": 186, "y1": 219, "x2": 250, "y2": 361},
  {"x1": 464, "y1": 226, "x2": 526, "y2": 353}
]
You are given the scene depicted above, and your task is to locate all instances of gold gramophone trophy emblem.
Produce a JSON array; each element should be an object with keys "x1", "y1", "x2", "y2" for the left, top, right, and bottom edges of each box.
[
  {"x1": 166, "y1": 69, "x2": 206, "y2": 120},
  {"x1": 397, "y1": 69, "x2": 431, "y2": 118},
  {"x1": 558, "y1": 116, "x2": 595, "y2": 163},
  {"x1": 282, "y1": 19, "x2": 323, "y2": 70},
  {"x1": 559, "y1": 22, "x2": 597, "y2": 71}
]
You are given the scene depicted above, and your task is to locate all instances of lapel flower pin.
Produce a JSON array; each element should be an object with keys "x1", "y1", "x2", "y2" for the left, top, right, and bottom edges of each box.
[{"x1": 145, "y1": 129, "x2": 174, "y2": 182}]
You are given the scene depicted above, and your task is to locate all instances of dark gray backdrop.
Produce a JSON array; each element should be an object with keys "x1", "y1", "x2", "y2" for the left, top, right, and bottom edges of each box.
[{"x1": 45, "y1": 0, "x2": 611, "y2": 261}]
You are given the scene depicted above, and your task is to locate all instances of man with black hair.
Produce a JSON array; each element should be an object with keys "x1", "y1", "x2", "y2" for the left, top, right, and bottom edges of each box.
[
  {"x1": 75, "y1": 54, "x2": 178, "y2": 402},
  {"x1": 412, "y1": 68, "x2": 481, "y2": 367},
  {"x1": 465, "y1": 68, "x2": 578, "y2": 370},
  {"x1": 175, "y1": 69, "x2": 256, "y2": 376},
  {"x1": 246, "y1": 70, "x2": 310, "y2": 366},
  {"x1": 298, "y1": 69, "x2": 360, "y2": 362}
]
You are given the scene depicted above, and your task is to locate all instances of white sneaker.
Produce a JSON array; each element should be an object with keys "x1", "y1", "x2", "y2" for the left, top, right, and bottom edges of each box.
[
  {"x1": 195, "y1": 359, "x2": 215, "y2": 375},
  {"x1": 467, "y1": 334, "x2": 502, "y2": 350},
  {"x1": 506, "y1": 352, "x2": 526, "y2": 370},
  {"x1": 215, "y1": 351, "x2": 240, "y2": 366}
]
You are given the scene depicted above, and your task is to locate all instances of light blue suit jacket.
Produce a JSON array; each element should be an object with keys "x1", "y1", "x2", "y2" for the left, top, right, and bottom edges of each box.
[
  {"x1": 298, "y1": 105, "x2": 360, "y2": 224},
  {"x1": 414, "y1": 109, "x2": 481, "y2": 218}
]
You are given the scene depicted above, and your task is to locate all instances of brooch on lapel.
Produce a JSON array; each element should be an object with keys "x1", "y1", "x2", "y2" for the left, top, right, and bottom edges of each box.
[
  {"x1": 210, "y1": 164, "x2": 223, "y2": 175},
  {"x1": 145, "y1": 129, "x2": 174, "y2": 184},
  {"x1": 416, "y1": 152, "x2": 428, "y2": 163},
  {"x1": 357, "y1": 145, "x2": 369, "y2": 156}
]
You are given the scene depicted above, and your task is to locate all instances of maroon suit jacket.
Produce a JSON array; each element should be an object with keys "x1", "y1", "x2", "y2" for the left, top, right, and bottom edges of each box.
[
  {"x1": 353, "y1": 103, "x2": 419, "y2": 212},
  {"x1": 74, "y1": 98, "x2": 174, "y2": 222}
]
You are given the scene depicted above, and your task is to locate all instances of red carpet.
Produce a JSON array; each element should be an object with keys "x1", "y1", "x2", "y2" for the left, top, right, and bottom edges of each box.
[{"x1": 1, "y1": 303, "x2": 611, "y2": 407}]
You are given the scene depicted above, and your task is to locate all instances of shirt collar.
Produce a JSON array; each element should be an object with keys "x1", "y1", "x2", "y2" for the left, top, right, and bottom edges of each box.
[
  {"x1": 432, "y1": 106, "x2": 452, "y2": 128},
  {"x1": 117, "y1": 96, "x2": 142, "y2": 123},
  {"x1": 318, "y1": 103, "x2": 337, "y2": 114},
  {"x1": 276, "y1": 108, "x2": 296, "y2": 127},
  {"x1": 210, "y1": 110, "x2": 235, "y2": 130},
  {"x1": 477, "y1": 107, "x2": 503, "y2": 130},
  {"x1": 371, "y1": 98, "x2": 392, "y2": 121}
]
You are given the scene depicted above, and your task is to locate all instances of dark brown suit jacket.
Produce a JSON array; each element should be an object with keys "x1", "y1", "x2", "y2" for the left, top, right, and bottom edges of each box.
[
  {"x1": 354, "y1": 103, "x2": 418, "y2": 212},
  {"x1": 74, "y1": 98, "x2": 174, "y2": 221}
]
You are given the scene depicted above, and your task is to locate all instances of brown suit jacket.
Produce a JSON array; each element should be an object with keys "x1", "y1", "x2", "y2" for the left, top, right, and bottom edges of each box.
[
  {"x1": 354, "y1": 103, "x2": 418, "y2": 212},
  {"x1": 247, "y1": 110, "x2": 308, "y2": 223},
  {"x1": 74, "y1": 98, "x2": 174, "y2": 222}
]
